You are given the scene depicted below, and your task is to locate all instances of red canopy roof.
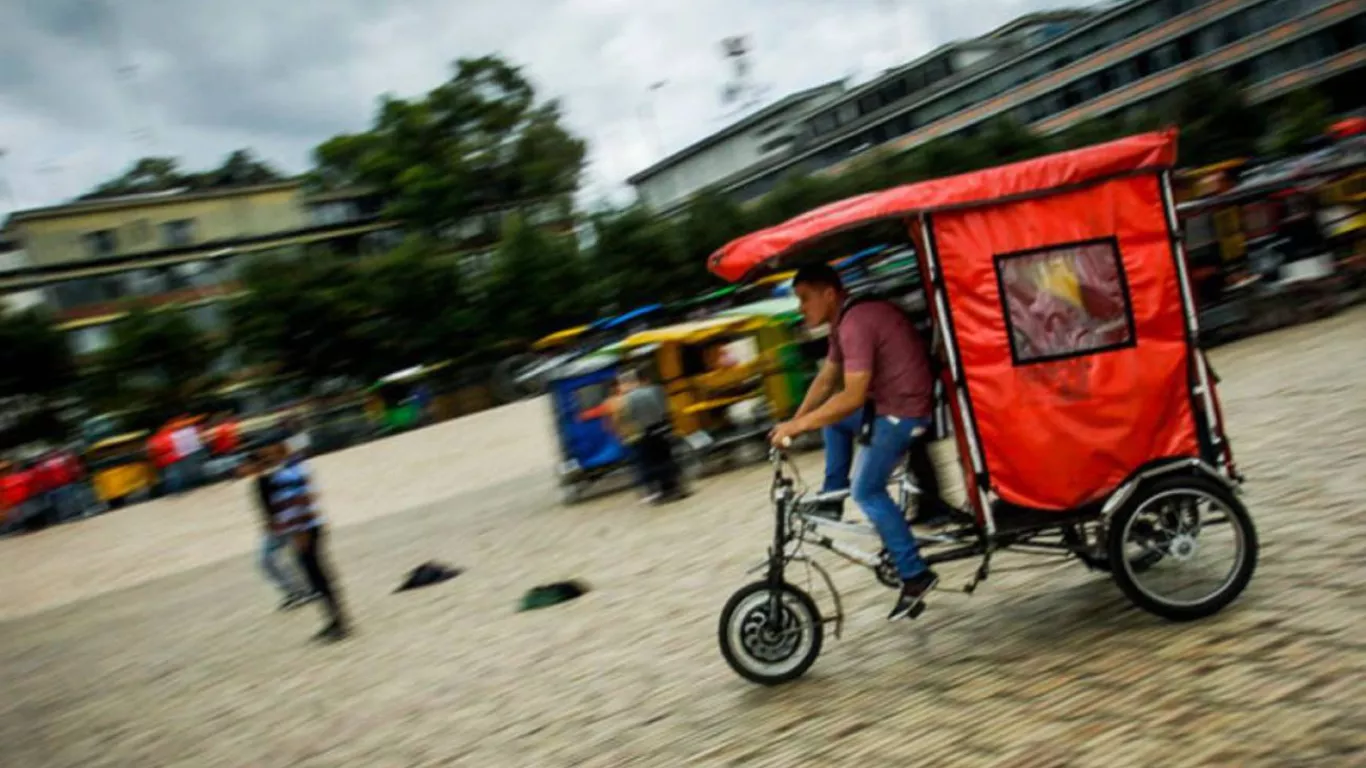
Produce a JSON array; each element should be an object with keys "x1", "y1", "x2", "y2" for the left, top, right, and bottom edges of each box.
[
  {"x1": 707, "y1": 128, "x2": 1180, "y2": 283},
  {"x1": 1329, "y1": 116, "x2": 1366, "y2": 139}
]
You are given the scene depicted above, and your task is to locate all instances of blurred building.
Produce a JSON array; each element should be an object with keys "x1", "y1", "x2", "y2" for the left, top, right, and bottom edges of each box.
[
  {"x1": 629, "y1": 0, "x2": 1366, "y2": 213},
  {"x1": 626, "y1": 80, "x2": 848, "y2": 212},
  {"x1": 0, "y1": 181, "x2": 400, "y2": 363},
  {"x1": 0, "y1": 231, "x2": 44, "y2": 314}
]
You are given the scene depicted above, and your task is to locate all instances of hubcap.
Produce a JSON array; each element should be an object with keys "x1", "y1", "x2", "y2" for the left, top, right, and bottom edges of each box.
[
  {"x1": 740, "y1": 604, "x2": 800, "y2": 663},
  {"x1": 1168, "y1": 533, "x2": 1198, "y2": 562}
]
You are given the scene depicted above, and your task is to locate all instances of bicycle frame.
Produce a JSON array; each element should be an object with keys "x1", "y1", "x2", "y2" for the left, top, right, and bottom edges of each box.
[{"x1": 755, "y1": 447, "x2": 1127, "y2": 633}]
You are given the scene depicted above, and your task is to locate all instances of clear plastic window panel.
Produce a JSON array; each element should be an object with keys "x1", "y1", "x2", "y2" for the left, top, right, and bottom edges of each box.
[{"x1": 997, "y1": 240, "x2": 1134, "y2": 364}]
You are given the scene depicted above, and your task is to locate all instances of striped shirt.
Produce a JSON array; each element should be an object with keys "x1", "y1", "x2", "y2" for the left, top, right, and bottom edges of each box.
[{"x1": 264, "y1": 459, "x2": 324, "y2": 533}]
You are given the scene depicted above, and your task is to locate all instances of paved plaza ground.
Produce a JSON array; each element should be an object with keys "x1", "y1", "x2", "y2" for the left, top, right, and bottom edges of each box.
[{"x1": 1, "y1": 307, "x2": 1364, "y2": 767}]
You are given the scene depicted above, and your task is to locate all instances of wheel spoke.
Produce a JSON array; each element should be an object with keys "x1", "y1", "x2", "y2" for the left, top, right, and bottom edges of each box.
[{"x1": 1119, "y1": 485, "x2": 1250, "y2": 610}]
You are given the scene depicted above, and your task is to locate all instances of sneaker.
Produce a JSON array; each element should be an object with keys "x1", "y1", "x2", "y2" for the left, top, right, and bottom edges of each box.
[
  {"x1": 912, "y1": 501, "x2": 975, "y2": 528},
  {"x1": 314, "y1": 620, "x2": 350, "y2": 643},
  {"x1": 796, "y1": 496, "x2": 845, "y2": 522},
  {"x1": 888, "y1": 568, "x2": 939, "y2": 621}
]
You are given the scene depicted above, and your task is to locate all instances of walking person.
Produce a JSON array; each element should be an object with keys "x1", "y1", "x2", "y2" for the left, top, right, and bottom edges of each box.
[
  {"x1": 616, "y1": 369, "x2": 686, "y2": 504},
  {"x1": 259, "y1": 439, "x2": 352, "y2": 641},
  {"x1": 239, "y1": 451, "x2": 313, "y2": 611}
]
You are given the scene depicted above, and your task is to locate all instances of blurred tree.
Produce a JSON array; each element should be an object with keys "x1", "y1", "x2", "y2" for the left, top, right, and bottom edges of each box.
[
  {"x1": 1265, "y1": 88, "x2": 1333, "y2": 156},
  {"x1": 191, "y1": 149, "x2": 286, "y2": 189},
  {"x1": 1160, "y1": 72, "x2": 1265, "y2": 166},
  {"x1": 675, "y1": 189, "x2": 754, "y2": 286},
  {"x1": 0, "y1": 306, "x2": 75, "y2": 400},
  {"x1": 362, "y1": 237, "x2": 482, "y2": 373},
  {"x1": 101, "y1": 305, "x2": 215, "y2": 418},
  {"x1": 586, "y1": 206, "x2": 692, "y2": 310},
  {"x1": 309, "y1": 55, "x2": 588, "y2": 234},
  {"x1": 81, "y1": 157, "x2": 187, "y2": 199},
  {"x1": 228, "y1": 256, "x2": 379, "y2": 388},
  {"x1": 0, "y1": 306, "x2": 77, "y2": 449},
  {"x1": 80, "y1": 150, "x2": 285, "y2": 200},
  {"x1": 1052, "y1": 115, "x2": 1131, "y2": 151},
  {"x1": 482, "y1": 215, "x2": 592, "y2": 346}
]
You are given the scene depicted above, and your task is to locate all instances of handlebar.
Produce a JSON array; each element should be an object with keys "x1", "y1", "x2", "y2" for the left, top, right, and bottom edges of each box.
[{"x1": 768, "y1": 435, "x2": 794, "y2": 470}]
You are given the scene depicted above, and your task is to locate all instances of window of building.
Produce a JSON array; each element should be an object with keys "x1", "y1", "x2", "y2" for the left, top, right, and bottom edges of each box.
[
  {"x1": 161, "y1": 219, "x2": 196, "y2": 248},
  {"x1": 187, "y1": 304, "x2": 226, "y2": 334},
  {"x1": 995, "y1": 238, "x2": 1136, "y2": 365},
  {"x1": 811, "y1": 112, "x2": 837, "y2": 134},
  {"x1": 1176, "y1": 34, "x2": 1196, "y2": 62},
  {"x1": 83, "y1": 230, "x2": 117, "y2": 259},
  {"x1": 68, "y1": 325, "x2": 113, "y2": 357},
  {"x1": 1153, "y1": 42, "x2": 1179, "y2": 71},
  {"x1": 837, "y1": 102, "x2": 859, "y2": 125},
  {"x1": 885, "y1": 78, "x2": 909, "y2": 103},
  {"x1": 759, "y1": 135, "x2": 795, "y2": 154},
  {"x1": 124, "y1": 268, "x2": 169, "y2": 297},
  {"x1": 120, "y1": 219, "x2": 153, "y2": 250},
  {"x1": 858, "y1": 92, "x2": 882, "y2": 116},
  {"x1": 1195, "y1": 26, "x2": 1220, "y2": 56},
  {"x1": 1327, "y1": 19, "x2": 1358, "y2": 53},
  {"x1": 756, "y1": 121, "x2": 786, "y2": 137}
]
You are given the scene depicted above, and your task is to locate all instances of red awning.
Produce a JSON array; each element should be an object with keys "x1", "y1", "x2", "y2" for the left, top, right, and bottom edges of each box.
[
  {"x1": 707, "y1": 129, "x2": 1180, "y2": 283},
  {"x1": 1328, "y1": 116, "x2": 1366, "y2": 140}
]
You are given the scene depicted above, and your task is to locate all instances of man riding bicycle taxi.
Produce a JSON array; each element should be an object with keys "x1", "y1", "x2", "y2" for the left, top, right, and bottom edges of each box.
[{"x1": 769, "y1": 263, "x2": 952, "y2": 621}]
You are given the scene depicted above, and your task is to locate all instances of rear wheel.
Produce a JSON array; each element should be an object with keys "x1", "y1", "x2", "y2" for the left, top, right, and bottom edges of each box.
[
  {"x1": 718, "y1": 581, "x2": 823, "y2": 685},
  {"x1": 1107, "y1": 474, "x2": 1257, "y2": 622}
]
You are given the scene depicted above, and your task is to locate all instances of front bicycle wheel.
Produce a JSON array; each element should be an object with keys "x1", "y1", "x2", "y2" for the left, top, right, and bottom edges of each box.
[{"x1": 718, "y1": 581, "x2": 823, "y2": 685}]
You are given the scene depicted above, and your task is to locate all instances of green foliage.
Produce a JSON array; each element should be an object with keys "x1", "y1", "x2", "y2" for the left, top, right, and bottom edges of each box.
[
  {"x1": 1265, "y1": 88, "x2": 1333, "y2": 156},
  {"x1": 1161, "y1": 72, "x2": 1266, "y2": 167},
  {"x1": 482, "y1": 215, "x2": 591, "y2": 345},
  {"x1": 228, "y1": 255, "x2": 381, "y2": 386},
  {"x1": 0, "y1": 307, "x2": 75, "y2": 400},
  {"x1": 362, "y1": 238, "x2": 482, "y2": 374},
  {"x1": 81, "y1": 149, "x2": 285, "y2": 200},
  {"x1": 309, "y1": 55, "x2": 587, "y2": 233},
  {"x1": 99, "y1": 305, "x2": 217, "y2": 418},
  {"x1": 586, "y1": 206, "x2": 693, "y2": 310}
]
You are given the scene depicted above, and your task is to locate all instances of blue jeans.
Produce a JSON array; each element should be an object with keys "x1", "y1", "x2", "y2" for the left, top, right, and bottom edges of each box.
[
  {"x1": 822, "y1": 411, "x2": 931, "y2": 580},
  {"x1": 260, "y1": 532, "x2": 305, "y2": 597}
]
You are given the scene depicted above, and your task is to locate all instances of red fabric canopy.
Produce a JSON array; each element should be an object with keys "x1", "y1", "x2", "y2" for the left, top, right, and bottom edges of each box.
[
  {"x1": 707, "y1": 129, "x2": 1180, "y2": 283},
  {"x1": 1328, "y1": 116, "x2": 1366, "y2": 139}
]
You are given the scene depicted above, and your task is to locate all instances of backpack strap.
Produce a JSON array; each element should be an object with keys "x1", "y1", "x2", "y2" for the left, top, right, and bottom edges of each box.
[
  {"x1": 841, "y1": 295, "x2": 880, "y2": 446},
  {"x1": 840, "y1": 291, "x2": 945, "y2": 445}
]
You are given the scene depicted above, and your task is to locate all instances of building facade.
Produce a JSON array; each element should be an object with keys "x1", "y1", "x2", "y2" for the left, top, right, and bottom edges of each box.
[
  {"x1": 0, "y1": 182, "x2": 399, "y2": 361},
  {"x1": 626, "y1": 80, "x2": 848, "y2": 213},
  {"x1": 632, "y1": 0, "x2": 1366, "y2": 211}
]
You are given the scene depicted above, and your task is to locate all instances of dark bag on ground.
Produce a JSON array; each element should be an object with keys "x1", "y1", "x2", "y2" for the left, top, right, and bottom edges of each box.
[{"x1": 395, "y1": 561, "x2": 464, "y2": 593}]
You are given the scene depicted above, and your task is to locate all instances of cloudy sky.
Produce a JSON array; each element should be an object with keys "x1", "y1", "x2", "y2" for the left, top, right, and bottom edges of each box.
[{"x1": 0, "y1": 0, "x2": 1061, "y2": 217}]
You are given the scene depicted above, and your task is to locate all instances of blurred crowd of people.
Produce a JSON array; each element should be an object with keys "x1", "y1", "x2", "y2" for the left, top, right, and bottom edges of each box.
[
  {"x1": 0, "y1": 447, "x2": 100, "y2": 534},
  {"x1": 0, "y1": 410, "x2": 296, "y2": 536}
]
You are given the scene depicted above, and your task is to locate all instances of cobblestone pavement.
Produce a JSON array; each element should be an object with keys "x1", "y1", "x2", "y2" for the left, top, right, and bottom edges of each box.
[{"x1": 1, "y1": 308, "x2": 1364, "y2": 767}]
